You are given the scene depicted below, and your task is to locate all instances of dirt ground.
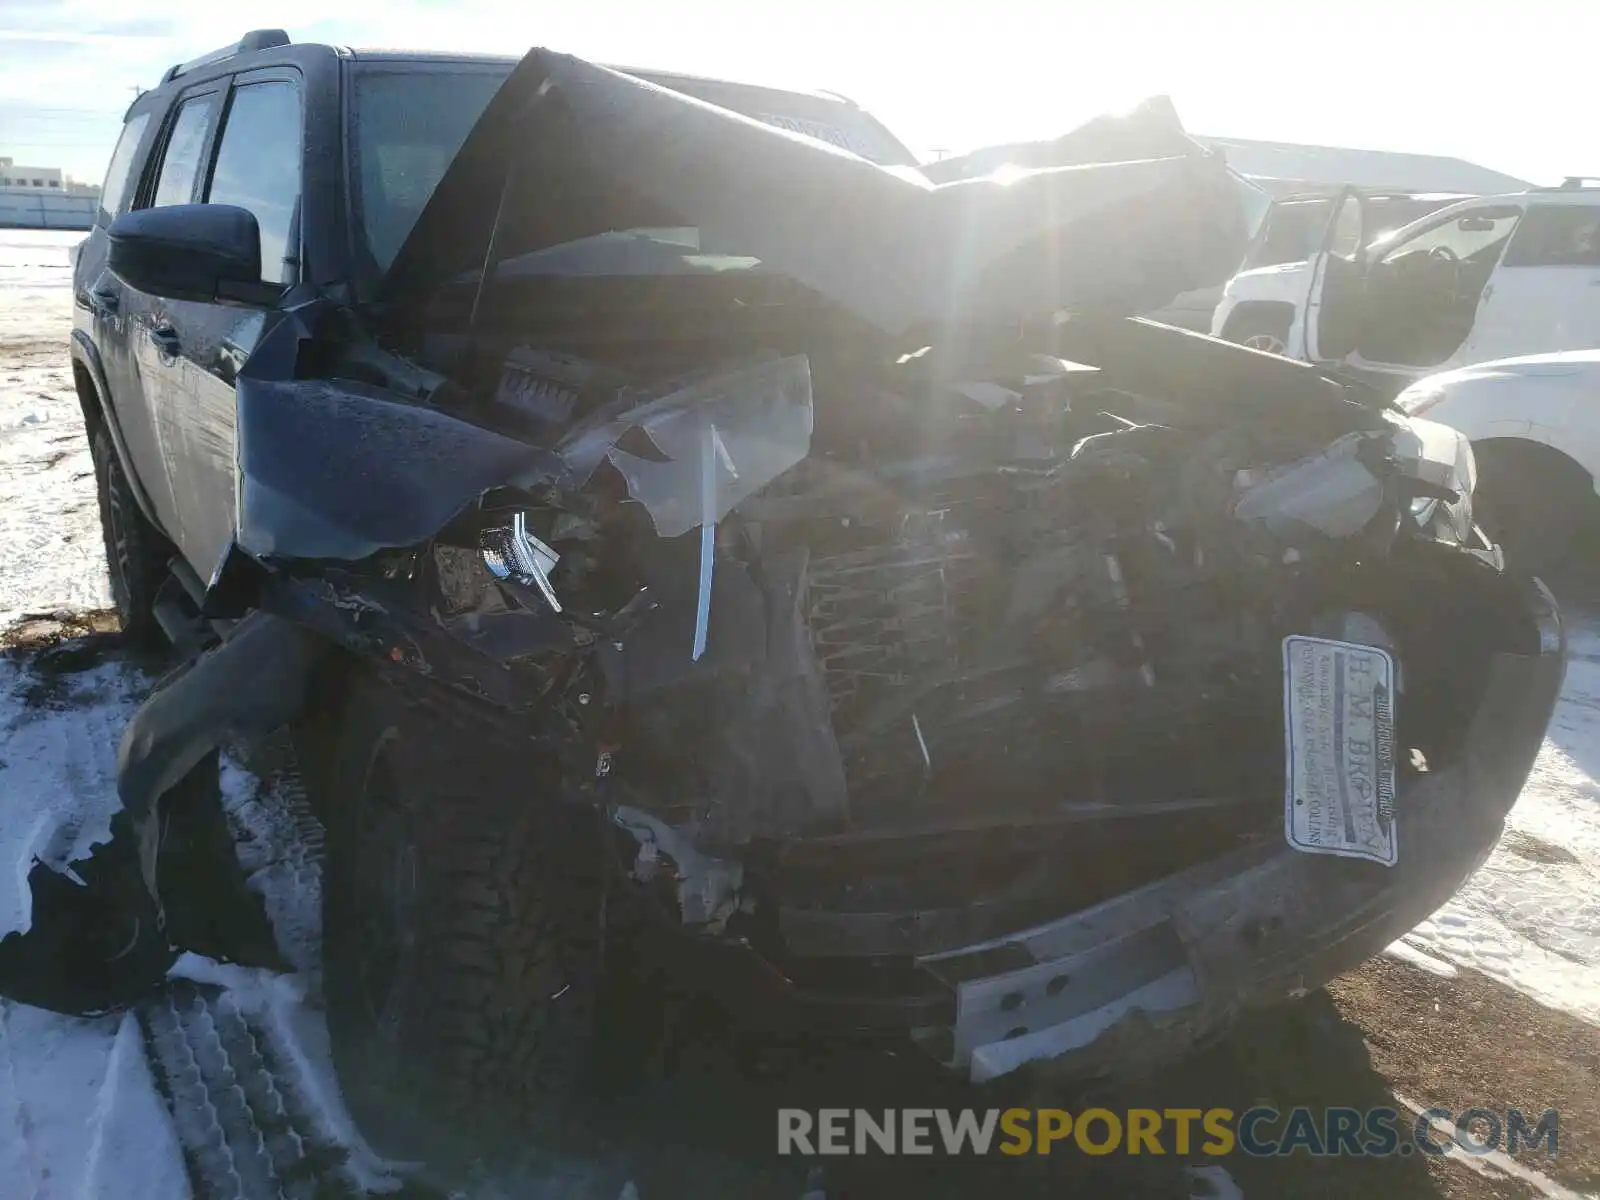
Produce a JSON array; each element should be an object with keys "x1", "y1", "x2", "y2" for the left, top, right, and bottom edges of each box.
[{"x1": 1330, "y1": 957, "x2": 1599, "y2": 1196}]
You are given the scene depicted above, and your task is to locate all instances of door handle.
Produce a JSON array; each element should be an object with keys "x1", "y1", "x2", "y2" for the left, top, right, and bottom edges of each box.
[
  {"x1": 149, "y1": 325, "x2": 181, "y2": 356},
  {"x1": 89, "y1": 286, "x2": 120, "y2": 315}
]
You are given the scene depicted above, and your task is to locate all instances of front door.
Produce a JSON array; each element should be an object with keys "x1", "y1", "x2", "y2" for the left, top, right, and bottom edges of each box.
[
  {"x1": 1308, "y1": 200, "x2": 1524, "y2": 385},
  {"x1": 1298, "y1": 188, "x2": 1365, "y2": 364},
  {"x1": 118, "y1": 84, "x2": 226, "y2": 543},
  {"x1": 152, "y1": 70, "x2": 304, "y2": 587}
]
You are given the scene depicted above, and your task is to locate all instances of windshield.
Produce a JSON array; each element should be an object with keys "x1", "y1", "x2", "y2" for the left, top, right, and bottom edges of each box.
[
  {"x1": 350, "y1": 66, "x2": 511, "y2": 272},
  {"x1": 1365, "y1": 195, "x2": 1461, "y2": 246}
]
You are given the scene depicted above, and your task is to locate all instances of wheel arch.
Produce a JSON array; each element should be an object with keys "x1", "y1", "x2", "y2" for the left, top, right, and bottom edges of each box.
[
  {"x1": 70, "y1": 331, "x2": 165, "y2": 532},
  {"x1": 1472, "y1": 434, "x2": 1600, "y2": 502}
]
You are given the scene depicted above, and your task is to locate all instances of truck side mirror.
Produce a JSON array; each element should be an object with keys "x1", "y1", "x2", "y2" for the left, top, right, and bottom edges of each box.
[{"x1": 108, "y1": 204, "x2": 281, "y2": 306}]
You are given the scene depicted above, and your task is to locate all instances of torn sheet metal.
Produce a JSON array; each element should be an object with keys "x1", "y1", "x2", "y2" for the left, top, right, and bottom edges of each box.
[
  {"x1": 554, "y1": 354, "x2": 813, "y2": 661},
  {"x1": 1231, "y1": 432, "x2": 1386, "y2": 539},
  {"x1": 920, "y1": 96, "x2": 1204, "y2": 184},
  {"x1": 557, "y1": 355, "x2": 814, "y2": 537},
  {"x1": 613, "y1": 805, "x2": 744, "y2": 929}
]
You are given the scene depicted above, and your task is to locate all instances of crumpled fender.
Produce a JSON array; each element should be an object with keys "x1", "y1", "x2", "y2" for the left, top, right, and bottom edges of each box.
[
  {"x1": 234, "y1": 374, "x2": 558, "y2": 562},
  {"x1": 117, "y1": 612, "x2": 326, "y2": 902},
  {"x1": 118, "y1": 611, "x2": 326, "y2": 820},
  {"x1": 0, "y1": 614, "x2": 322, "y2": 1017}
]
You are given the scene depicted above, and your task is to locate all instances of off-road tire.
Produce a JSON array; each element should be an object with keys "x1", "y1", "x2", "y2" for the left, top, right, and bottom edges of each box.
[
  {"x1": 1222, "y1": 309, "x2": 1292, "y2": 357},
  {"x1": 1472, "y1": 439, "x2": 1597, "y2": 580},
  {"x1": 296, "y1": 664, "x2": 604, "y2": 1165},
  {"x1": 89, "y1": 422, "x2": 169, "y2": 650}
]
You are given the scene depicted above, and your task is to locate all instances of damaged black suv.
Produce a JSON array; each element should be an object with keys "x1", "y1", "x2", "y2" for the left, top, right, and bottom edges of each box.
[{"x1": 59, "y1": 29, "x2": 1563, "y2": 1160}]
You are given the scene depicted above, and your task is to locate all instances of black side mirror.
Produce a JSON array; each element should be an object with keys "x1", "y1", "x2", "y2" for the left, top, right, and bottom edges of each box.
[{"x1": 107, "y1": 204, "x2": 280, "y2": 306}]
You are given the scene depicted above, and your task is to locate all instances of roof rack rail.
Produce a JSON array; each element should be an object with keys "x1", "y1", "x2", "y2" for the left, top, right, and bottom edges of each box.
[
  {"x1": 1532, "y1": 176, "x2": 1600, "y2": 192},
  {"x1": 161, "y1": 29, "x2": 289, "y2": 84}
]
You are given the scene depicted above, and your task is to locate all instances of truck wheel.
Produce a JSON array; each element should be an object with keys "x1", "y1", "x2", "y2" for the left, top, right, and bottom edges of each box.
[
  {"x1": 1473, "y1": 440, "x2": 1597, "y2": 579},
  {"x1": 1222, "y1": 310, "x2": 1291, "y2": 356},
  {"x1": 301, "y1": 667, "x2": 603, "y2": 1163},
  {"x1": 89, "y1": 423, "x2": 169, "y2": 650}
]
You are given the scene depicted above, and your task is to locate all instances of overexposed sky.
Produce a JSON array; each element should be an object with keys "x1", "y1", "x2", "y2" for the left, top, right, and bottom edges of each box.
[{"x1": 3, "y1": 0, "x2": 1596, "y2": 187}]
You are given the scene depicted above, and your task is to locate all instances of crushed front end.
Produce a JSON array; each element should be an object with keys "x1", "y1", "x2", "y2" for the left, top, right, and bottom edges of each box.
[
  {"x1": 101, "y1": 57, "x2": 1564, "y2": 1081},
  {"x1": 261, "y1": 307, "x2": 1560, "y2": 1083}
]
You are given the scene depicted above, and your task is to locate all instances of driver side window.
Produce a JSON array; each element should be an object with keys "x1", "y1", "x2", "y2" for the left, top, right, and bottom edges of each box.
[{"x1": 1378, "y1": 207, "x2": 1522, "y2": 265}]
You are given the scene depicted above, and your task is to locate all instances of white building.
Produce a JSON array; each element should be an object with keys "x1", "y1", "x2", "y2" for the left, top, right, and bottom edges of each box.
[
  {"x1": 0, "y1": 157, "x2": 99, "y2": 229},
  {"x1": 0, "y1": 159, "x2": 67, "y2": 190}
]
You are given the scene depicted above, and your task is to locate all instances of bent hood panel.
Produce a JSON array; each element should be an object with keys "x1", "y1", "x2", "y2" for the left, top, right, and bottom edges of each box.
[
  {"x1": 381, "y1": 51, "x2": 1252, "y2": 334},
  {"x1": 919, "y1": 96, "x2": 1200, "y2": 184}
]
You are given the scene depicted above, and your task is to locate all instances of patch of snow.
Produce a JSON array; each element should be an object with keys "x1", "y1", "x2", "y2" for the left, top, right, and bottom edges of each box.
[
  {"x1": 1381, "y1": 936, "x2": 1458, "y2": 979},
  {"x1": 0, "y1": 229, "x2": 80, "y2": 284},
  {"x1": 248, "y1": 982, "x2": 409, "y2": 1194},
  {"x1": 0, "y1": 654, "x2": 149, "y2": 938},
  {"x1": 80, "y1": 1011, "x2": 193, "y2": 1200},
  {"x1": 0, "y1": 1001, "x2": 188, "y2": 1199},
  {"x1": 165, "y1": 950, "x2": 407, "y2": 1194},
  {"x1": 1402, "y1": 615, "x2": 1600, "y2": 1026},
  {"x1": 218, "y1": 753, "x2": 324, "y2": 980},
  {"x1": 0, "y1": 229, "x2": 109, "y2": 628}
]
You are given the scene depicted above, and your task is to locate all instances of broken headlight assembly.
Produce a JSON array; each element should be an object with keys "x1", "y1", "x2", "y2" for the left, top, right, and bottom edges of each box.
[{"x1": 1391, "y1": 415, "x2": 1476, "y2": 543}]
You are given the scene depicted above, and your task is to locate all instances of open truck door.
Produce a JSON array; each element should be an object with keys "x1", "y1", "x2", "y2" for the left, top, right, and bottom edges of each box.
[{"x1": 1295, "y1": 187, "x2": 1367, "y2": 364}]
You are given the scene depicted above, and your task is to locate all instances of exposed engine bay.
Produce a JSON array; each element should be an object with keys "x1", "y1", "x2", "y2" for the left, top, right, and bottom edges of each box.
[
  {"x1": 292, "y1": 291, "x2": 1497, "y2": 960},
  {"x1": 420, "y1": 334, "x2": 1437, "y2": 845}
]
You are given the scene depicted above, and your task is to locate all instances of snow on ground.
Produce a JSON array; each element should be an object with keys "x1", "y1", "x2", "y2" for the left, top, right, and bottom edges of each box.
[
  {"x1": 3, "y1": 228, "x2": 1599, "y2": 1200},
  {"x1": 0, "y1": 232, "x2": 193, "y2": 1200},
  {"x1": 0, "y1": 1003, "x2": 191, "y2": 1199},
  {"x1": 0, "y1": 645, "x2": 402, "y2": 1198},
  {"x1": 0, "y1": 651, "x2": 148, "y2": 938},
  {"x1": 1399, "y1": 618, "x2": 1600, "y2": 1024},
  {"x1": 0, "y1": 228, "x2": 111, "y2": 626}
]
